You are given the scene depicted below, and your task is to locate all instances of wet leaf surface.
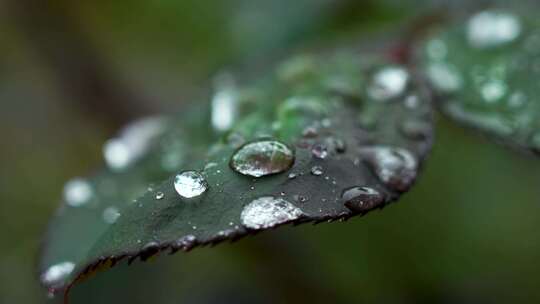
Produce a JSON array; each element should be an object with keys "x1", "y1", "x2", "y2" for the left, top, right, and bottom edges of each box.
[
  {"x1": 419, "y1": 8, "x2": 540, "y2": 154},
  {"x1": 39, "y1": 51, "x2": 434, "y2": 297}
]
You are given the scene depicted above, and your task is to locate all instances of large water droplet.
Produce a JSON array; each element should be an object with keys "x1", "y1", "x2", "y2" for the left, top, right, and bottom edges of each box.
[
  {"x1": 63, "y1": 178, "x2": 93, "y2": 207},
  {"x1": 41, "y1": 261, "x2": 75, "y2": 286},
  {"x1": 342, "y1": 186, "x2": 385, "y2": 213},
  {"x1": 230, "y1": 140, "x2": 295, "y2": 177},
  {"x1": 358, "y1": 146, "x2": 418, "y2": 192},
  {"x1": 102, "y1": 207, "x2": 121, "y2": 224},
  {"x1": 174, "y1": 171, "x2": 208, "y2": 198},
  {"x1": 241, "y1": 196, "x2": 304, "y2": 230},
  {"x1": 368, "y1": 66, "x2": 409, "y2": 101},
  {"x1": 467, "y1": 11, "x2": 521, "y2": 49}
]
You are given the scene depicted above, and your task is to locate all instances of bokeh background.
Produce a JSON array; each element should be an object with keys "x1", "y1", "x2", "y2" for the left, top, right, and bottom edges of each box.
[{"x1": 2, "y1": 1, "x2": 540, "y2": 303}]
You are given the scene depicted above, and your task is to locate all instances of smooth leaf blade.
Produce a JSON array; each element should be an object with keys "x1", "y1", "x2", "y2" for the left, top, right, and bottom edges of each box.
[{"x1": 40, "y1": 51, "x2": 434, "y2": 296}]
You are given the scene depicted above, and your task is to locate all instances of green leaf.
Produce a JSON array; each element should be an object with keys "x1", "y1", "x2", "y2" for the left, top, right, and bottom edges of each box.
[
  {"x1": 39, "y1": 51, "x2": 434, "y2": 297},
  {"x1": 419, "y1": 9, "x2": 540, "y2": 153}
]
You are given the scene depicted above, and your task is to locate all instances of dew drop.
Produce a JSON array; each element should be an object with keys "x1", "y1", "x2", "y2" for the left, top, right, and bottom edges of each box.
[
  {"x1": 467, "y1": 11, "x2": 521, "y2": 49},
  {"x1": 342, "y1": 186, "x2": 385, "y2": 213},
  {"x1": 102, "y1": 207, "x2": 121, "y2": 224},
  {"x1": 311, "y1": 144, "x2": 329, "y2": 159},
  {"x1": 63, "y1": 178, "x2": 93, "y2": 207},
  {"x1": 174, "y1": 235, "x2": 197, "y2": 251},
  {"x1": 311, "y1": 166, "x2": 324, "y2": 176},
  {"x1": 241, "y1": 196, "x2": 304, "y2": 230},
  {"x1": 368, "y1": 66, "x2": 409, "y2": 101},
  {"x1": 41, "y1": 261, "x2": 75, "y2": 286},
  {"x1": 174, "y1": 171, "x2": 208, "y2": 198},
  {"x1": 358, "y1": 146, "x2": 418, "y2": 192},
  {"x1": 155, "y1": 192, "x2": 165, "y2": 200},
  {"x1": 103, "y1": 117, "x2": 165, "y2": 171},
  {"x1": 288, "y1": 172, "x2": 297, "y2": 179},
  {"x1": 426, "y1": 63, "x2": 463, "y2": 93},
  {"x1": 230, "y1": 140, "x2": 295, "y2": 177}
]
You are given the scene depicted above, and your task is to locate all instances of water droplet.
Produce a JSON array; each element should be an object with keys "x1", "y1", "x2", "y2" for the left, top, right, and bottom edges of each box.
[
  {"x1": 230, "y1": 140, "x2": 295, "y2": 177},
  {"x1": 174, "y1": 235, "x2": 197, "y2": 251},
  {"x1": 241, "y1": 196, "x2": 304, "y2": 229},
  {"x1": 311, "y1": 144, "x2": 329, "y2": 159},
  {"x1": 104, "y1": 117, "x2": 165, "y2": 171},
  {"x1": 293, "y1": 194, "x2": 309, "y2": 203},
  {"x1": 211, "y1": 73, "x2": 238, "y2": 132},
  {"x1": 41, "y1": 261, "x2": 75, "y2": 286},
  {"x1": 155, "y1": 192, "x2": 165, "y2": 200},
  {"x1": 368, "y1": 66, "x2": 409, "y2": 101},
  {"x1": 174, "y1": 171, "x2": 208, "y2": 198},
  {"x1": 288, "y1": 172, "x2": 297, "y2": 179},
  {"x1": 404, "y1": 95, "x2": 420, "y2": 109},
  {"x1": 467, "y1": 11, "x2": 521, "y2": 49},
  {"x1": 358, "y1": 146, "x2": 418, "y2": 192},
  {"x1": 480, "y1": 80, "x2": 507, "y2": 103},
  {"x1": 342, "y1": 186, "x2": 385, "y2": 213},
  {"x1": 311, "y1": 166, "x2": 323, "y2": 176},
  {"x1": 102, "y1": 207, "x2": 121, "y2": 224},
  {"x1": 507, "y1": 91, "x2": 527, "y2": 109},
  {"x1": 63, "y1": 178, "x2": 93, "y2": 207},
  {"x1": 426, "y1": 62, "x2": 463, "y2": 93}
]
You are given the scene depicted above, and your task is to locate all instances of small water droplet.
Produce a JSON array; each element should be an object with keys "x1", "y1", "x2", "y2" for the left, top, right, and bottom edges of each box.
[
  {"x1": 63, "y1": 178, "x2": 93, "y2": 207},
  {"x1": 342, "y1": 186, "x2": 385, "y2": 213},
  {"x1": 358, "y1": 146, "x2": 418, "y2": 192},
  {"x1": 368, "y1": 66, "x2": 409, "y2": 101},
  {"x1": 230, "y1": 140, "x2": 295, "y2": 177},
  {"x1": 404, "y1": 95, "x2": 420, "y2": 109},
  {"x1": 241, "y1": 196, "x2": 304, "y2": 230},
  {"x1": 104, "y1": 117, "x2": 165, "y2": 171},
  {"x1": 155, "y1": 192, "x2": 165, "y2": 200},
  {"x1": 174, "y1": 171, "x2": 208, "y2": 198},
  {"x1": 467, "y1": 10, "x2": 521, "y2": 49},
  {"x1": 311, "y1": 166, "x2": 324, "y2": 176},
  {"x1": 41, "y1": 261, "x2": 75, "y2": 286},
  {"x1": 102, "y1": 207, "x2": 121, "y2": 224},
  {"x1": 426, "y1": 62, "x2": 463, "y2": 93},
  {"x1": 312, "y1": 144, "x2": 329, "y2": 159},
  {"x1": 293, "y1": 194, "x2": 309, "y2": 203},
  {"x1": 480, "y1": 80, "x2": 507, "y2": 103},
  {"x1": 174, "y1": 235, "x2": 197, "y2": 251},
  {"x1": 288, "y1": 172, "x2": 297, "y2": 179}
]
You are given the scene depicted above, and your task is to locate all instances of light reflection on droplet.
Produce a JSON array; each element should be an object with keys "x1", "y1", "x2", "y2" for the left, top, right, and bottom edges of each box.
[
  {"x1": 241, "y1": 196, "x2": 304, "y2": 229},
  {"x1": 174, "y1": 171, "x2": 208, "y2": 198}
]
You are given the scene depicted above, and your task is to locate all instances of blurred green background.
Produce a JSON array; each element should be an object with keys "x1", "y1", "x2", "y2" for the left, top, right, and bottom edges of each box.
[{"x1": 1, "y1": 0, "x2": 540, "y2": 303}]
